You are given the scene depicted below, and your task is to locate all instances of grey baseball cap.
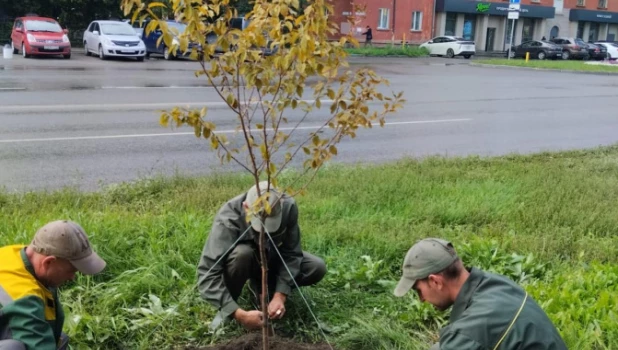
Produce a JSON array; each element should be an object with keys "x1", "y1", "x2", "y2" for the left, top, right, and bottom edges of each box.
[
  {"x1": 393, "y1": 238, "x2": 458, "y2": 297},
  {"x1": 31, "y1": 220, "x2": 106, "y2": 275},
  {"x1": 245, "y1": 181, "x2": 283, "y2": 233}
]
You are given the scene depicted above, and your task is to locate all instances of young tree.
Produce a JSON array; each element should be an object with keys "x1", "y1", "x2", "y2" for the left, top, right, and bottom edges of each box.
[{"x1": 121, "y1": 0, "x2": 404, "y2": 348}]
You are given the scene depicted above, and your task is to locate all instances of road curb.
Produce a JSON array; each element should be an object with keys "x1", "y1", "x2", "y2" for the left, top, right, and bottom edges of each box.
[
  {"x1": 469, "y1": 62, "x2": 618, "y2": 75},
  {"x1": 347, "y1": 54, "x2": 430, "y2": 58}
]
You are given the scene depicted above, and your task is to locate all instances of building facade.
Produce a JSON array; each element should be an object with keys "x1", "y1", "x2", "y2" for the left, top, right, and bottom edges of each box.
[
  {"x1": 329, "y1": 0, "x2": 435, "y2": 44},
  {"x1": 434, "y1": 0, "x2": 555, "y2": 51},
  {"x1": 329, "y1": 0, "x2": 618, "y2": 50},
  {"x1": 547, "y1": 0, "x2": 618, "y2": 42}
]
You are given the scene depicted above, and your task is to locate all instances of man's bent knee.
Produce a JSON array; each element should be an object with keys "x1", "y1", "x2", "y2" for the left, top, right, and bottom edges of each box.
[
  {"x1": 299, "y1": 252, "x2": 327, "y2": 286},
  {"x1": 0, "y1": 340, "x2": 26, "y2": 350},
  {"x1": 227, "y1": 244, "x2": 254, "y2": 265}
]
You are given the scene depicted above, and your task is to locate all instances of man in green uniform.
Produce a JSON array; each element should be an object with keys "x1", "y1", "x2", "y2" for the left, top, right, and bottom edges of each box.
[
  {"x1": 394, "y1": 238, "x2": 567, "y2": 350},
  {"x1": 0, "y1": 220, "x2": 107, "y2": 350},
  {"x1": 197, "y1": 181, "x2": 327, "y2": 330}
]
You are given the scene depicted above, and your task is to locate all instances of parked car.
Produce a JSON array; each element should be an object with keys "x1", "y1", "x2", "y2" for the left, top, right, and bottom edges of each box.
[
  {"x1": 594, "y1": 42, "x2": 618, "y2": 60},
  {"x1": 549, "y1": 37, "x2": 589, "y2": 60},
  {"x1": 507, "y1": 40, "x2": 562, "y2": 60},
  {"x1": 582, "y1": 42, "x2": 607, "y2": 60},
  {"x1": 122, "y1": 19, "x2": 144, "y2": 37},
  {"x1": 10, "y1": 16, "x2": 71, "y2": 59},
  {"x1": 419, "y1": 36, "x2": 476, "y2": 59},
  {"x1": 141, "y1": 20, "x2": 200, "y2": 60},
  {"x1": 83, "y1": 20, "x2": 146, "y2": 61}
]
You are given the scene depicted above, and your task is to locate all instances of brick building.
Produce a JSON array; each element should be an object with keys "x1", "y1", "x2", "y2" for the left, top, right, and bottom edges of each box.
[
  {"x1": 329, "y1": 0, "x2": 436, "y2": 44},
  {"x1": 547, "y1": 0, "x2": 618, "y2": 42},
  {"x1": 329, "y1": 0, "x2": 618, "y2": 52}
]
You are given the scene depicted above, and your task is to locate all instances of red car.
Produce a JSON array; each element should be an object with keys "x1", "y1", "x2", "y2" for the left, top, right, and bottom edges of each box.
[{"x1": 10, "y1": 16, "x2": 71, "y2": 59}]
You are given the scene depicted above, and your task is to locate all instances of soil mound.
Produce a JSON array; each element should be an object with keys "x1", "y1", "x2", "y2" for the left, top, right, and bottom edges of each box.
[{"x1": 196, "y1": 333, "x2": 336, "y2": 350}]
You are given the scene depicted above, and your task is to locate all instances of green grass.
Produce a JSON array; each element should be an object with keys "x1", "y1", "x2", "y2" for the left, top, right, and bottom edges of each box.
[
  {"x1": 477, "y1": 58, "x2": 618, "y2": 73},
  {"x1": 345, "y1": 45, "x2": 429, "y2": 57},
  {"x1": 2, "y1": 145, "x2": 618, "y2": 349}
]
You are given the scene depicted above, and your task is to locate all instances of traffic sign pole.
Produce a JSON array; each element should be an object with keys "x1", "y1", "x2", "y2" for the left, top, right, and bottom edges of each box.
[{"x1": 507, "y1": 0, "x2": 520, "y2": 60}]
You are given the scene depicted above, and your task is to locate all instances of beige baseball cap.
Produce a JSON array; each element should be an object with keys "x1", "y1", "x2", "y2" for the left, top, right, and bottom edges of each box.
[
  {"x1": 394, "y1": 238, "x2": 458, "y2": 297},
  {"x1": 244, "y1": 181, "x2": 283, "y2": 233},
  {"x1": 31, "y1": 220, "x2": 106, "y2": 275}
]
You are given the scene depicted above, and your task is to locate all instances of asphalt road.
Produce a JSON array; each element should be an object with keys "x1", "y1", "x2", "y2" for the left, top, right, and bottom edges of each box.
[{"x1": 1, "y1": 54, "x2": 617, "y2": 191}]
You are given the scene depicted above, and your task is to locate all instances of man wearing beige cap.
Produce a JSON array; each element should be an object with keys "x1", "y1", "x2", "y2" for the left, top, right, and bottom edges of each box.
[
  {"x1": 197, "y1": 181, "x2": 326, "y2": 331},
  {"x1": 0, "y1": 220, "x2": 106, "y2": 350},
  {"x1": 394, "y1": 238, "x2": 567, "y2": 350}
]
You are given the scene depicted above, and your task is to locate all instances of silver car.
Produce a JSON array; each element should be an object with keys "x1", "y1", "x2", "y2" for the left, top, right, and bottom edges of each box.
[{"x1": 83, "y1": 20, "x2": 146, "y2": 61}]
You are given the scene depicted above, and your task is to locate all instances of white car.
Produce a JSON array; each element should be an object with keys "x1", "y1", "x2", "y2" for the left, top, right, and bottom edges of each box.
[
  {"x1": 83, "y1": 20, "x2": 146, "y2": 61},
  {"x1": 420, "y1": 36, "x2": 476, "y2": 59},
  {"x1": 594, "y1": 42, "x2": 618, "y2": 59}
]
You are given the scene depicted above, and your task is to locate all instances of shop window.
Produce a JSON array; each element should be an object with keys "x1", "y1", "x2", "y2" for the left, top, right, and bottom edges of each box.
[
  {"x1": 505, "y1": 19, "x2": 518, "y2": 47},
  {"x1": 576, "y1": 22, "x2": 585, "y2": 39},
  {"x1": 589, "y1": 22, "x2": 600, "y2": 41},
  {"x1": 378, "y1": 8, "x2": 390, "y2": 29},
  {"x1": 412, "y1": 11, "x2": 422, "y2": 31},
  {"x1": 522, "y1": 18, "x2": 535, "y2": 42},
  {"x1": 445, "y1": 13, "x2": 457, "y2": 36},
  {"x1": 463, "y1": 14, "x2": 476, "y2": 41},
  {"x1": 550, "y1": 25, "x2": 559, "y2": 39}
]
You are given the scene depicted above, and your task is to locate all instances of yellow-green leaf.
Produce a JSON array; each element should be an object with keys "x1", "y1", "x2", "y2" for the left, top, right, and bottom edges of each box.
[{"x1": 148, "y1": 2, "x2": 166, "y2": 9}]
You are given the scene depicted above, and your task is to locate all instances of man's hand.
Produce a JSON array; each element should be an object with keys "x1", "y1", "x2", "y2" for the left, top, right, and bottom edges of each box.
[
  {"x1": 268, "y1": 292, "x2": 287, "y2": 320},
  {"x1": 233, "y1": 309, "x2": 264, "y2": 330}
]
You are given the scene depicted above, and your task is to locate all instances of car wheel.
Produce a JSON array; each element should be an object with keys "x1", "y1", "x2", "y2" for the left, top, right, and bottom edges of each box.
[
  {"x1": 446, "y1": 49, "x2": 455, "y2": 58},
  {"x1": 463, "y1": 54, "x2": 471, "y2": 59},
  {"x1": 137, "y1": 56, "x2": 144, "y2": 62},
  {"x1": 537, "y1": 51, "x2": 546, "y2": 60},
  {"x1": 22, "y1": 43, "x2": 29, "y2": 58},
  {"x1": 99, "y1": 45, "x2": 106, "y2": 60},
  {"x1": 163, "y1": 48, "x2": 172, "y2": 60},
  {"x1": 11, "y1": 41, "x2": 18, "y2": 54},
  {"x1": 63, "y1": 54, "x2": 71, "y2": 59},
  {"x1": 562, "y1": 50, "x2": 569, "y2": 60},
  {"x1": 84, "y1": 43, "x2": 91, "y2": 56}
]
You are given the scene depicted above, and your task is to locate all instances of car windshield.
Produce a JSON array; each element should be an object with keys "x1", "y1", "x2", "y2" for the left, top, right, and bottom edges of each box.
[
  {"x1": 24, "y1": 20, "x2": 62, "y2": 33},
  {"x1": 166, "y1": 22, "x2": 187, "y2": 34},
  {"x1": 101, "y1": 23, "x2": 137, "y2": 36}
]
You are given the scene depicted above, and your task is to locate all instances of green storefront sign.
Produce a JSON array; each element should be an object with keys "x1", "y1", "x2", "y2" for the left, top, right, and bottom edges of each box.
[{"x1": 476, "y1": 3, "x2": 491, "y2": 13}]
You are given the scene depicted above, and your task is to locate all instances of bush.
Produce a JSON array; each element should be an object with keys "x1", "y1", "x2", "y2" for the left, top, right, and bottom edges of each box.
[{"x1": 345, "y1": 45, "x2": 429, "y2": 57}]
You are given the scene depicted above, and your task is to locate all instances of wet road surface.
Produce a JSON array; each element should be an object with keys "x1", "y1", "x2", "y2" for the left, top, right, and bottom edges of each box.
[{"x1": 1, "y1": 54, "x2": 617, "y2": 191}]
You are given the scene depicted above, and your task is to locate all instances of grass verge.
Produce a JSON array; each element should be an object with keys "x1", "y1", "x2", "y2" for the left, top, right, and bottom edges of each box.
[
  {"x1": 2, "y1": 145, "x2": 618, "y2": 349},
  {"x1": 345, "y1": 45, "x2": 429, "y2": 57},
  {"x1": 476, "y1": 58, "x2": 618, "y2": 73}
]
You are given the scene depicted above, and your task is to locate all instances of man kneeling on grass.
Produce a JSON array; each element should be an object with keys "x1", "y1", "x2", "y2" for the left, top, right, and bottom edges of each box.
[
  {"x1": 394, "y1": 238, "x2": 567, "y2": 350},
  {"x1": 0, "y1": 220, "x2": 107, "y2": 350},
  {"x1": 197, "y1": 181, "x2": 327, "y2": 330}
]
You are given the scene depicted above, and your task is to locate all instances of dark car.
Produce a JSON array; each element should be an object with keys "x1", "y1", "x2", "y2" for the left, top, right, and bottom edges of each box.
[
  {"x1": 141, "y1": 20, "x2": 200, "y2": 60},
  {"x1": 507, "y1": 40, "x2": 562, "y2": 60},
  {"x1": 549, "y1": 37, "x2": 589, "y2": 60},
  {"x1": 583, "y1": 42, "x2": 608, "y2": 60}
]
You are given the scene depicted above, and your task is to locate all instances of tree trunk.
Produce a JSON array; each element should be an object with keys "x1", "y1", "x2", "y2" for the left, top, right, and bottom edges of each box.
[{"x1": 259, "y1": 226, "x2": 269, "y2": 350}]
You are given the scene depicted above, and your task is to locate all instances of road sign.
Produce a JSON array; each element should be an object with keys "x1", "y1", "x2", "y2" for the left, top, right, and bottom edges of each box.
[
  {"x1": 509, "y1": 3, "x2": 521, "y2": 10},
  {"x1": 509, "y1": 0, "x2": 520, "y2": 4},
  {"x1": 508, "y1": 11, "x2": 520, "y2": 19}
]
